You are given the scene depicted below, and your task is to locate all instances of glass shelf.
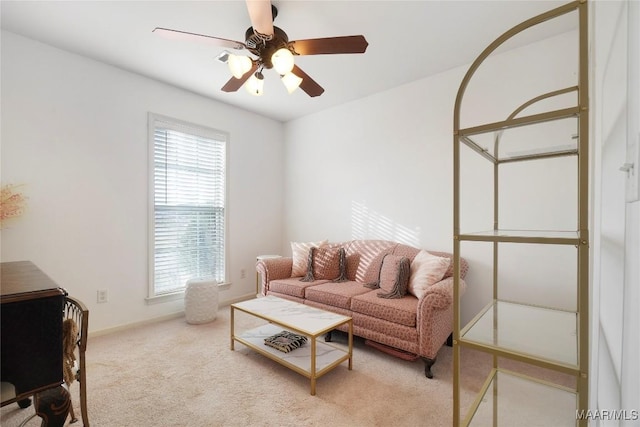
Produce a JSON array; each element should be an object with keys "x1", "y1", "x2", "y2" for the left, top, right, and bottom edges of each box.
[
  {"x1": 465, "y1": 369, "x2": 577, "y2": 427},
  {"x1": 458, "y1": 229, "x2": 581, "y2": 244},
  {"x1": 460, "y1": 300, "x2": 578, "y2": 371},
  {"x1": 458, "y1": 108, "x2": 579, "y2": 163}
]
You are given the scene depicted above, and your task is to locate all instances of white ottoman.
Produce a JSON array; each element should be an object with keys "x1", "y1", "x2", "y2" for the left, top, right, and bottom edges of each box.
[{"x1": 184, "y1": 278, "x2": 219, "y2": 324}]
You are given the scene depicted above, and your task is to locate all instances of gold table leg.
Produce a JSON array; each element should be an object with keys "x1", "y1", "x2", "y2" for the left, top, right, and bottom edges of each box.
[
  {"x1": 230, "y1": 306, "x2": 235, "y2": 351},
  {"x1": 348, "y1": 320, "x2": 353, "y2": 370},
  {"x1": 310, "y1": 337, "x2": 317, "y2": 395}
]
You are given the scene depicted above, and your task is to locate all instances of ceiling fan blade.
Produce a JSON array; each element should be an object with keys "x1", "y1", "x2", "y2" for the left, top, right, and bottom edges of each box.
[
  {"x1": 245, "y1": 0, "x2": 274, "y2": 38},
  {"x1": 292, "y1": 65, "x2": 325, "y2": 97},
  {"x1": 290, "y1": 36, "x2": 369, "y2": 56},
  {"x1": 221, "y1": 63, "x2": 259, "y2": 92},
  {"x1": 153, "y1": 27, "x2": 246, "y2": 50}
]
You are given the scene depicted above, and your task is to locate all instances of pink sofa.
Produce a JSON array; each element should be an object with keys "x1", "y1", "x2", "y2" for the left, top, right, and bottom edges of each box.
[{"x1": 256, "y1": 240, "x2": 468, "y2": 378}]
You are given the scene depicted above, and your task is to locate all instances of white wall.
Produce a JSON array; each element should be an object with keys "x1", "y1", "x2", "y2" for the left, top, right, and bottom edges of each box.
[
  {"x1": 0, "y1": 31, "x2": 285, "y2": 332},
  {"x1": 284, "y1": 31, "x2": 579, "y2": 325},
  {"x1": 590, "y1": 0, "x2": 640, "y2": 421}
]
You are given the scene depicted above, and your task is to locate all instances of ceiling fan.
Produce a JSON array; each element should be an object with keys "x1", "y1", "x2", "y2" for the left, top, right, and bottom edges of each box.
[{"x1": 153, "y1": 0, "x2": 368, "y2": 97}]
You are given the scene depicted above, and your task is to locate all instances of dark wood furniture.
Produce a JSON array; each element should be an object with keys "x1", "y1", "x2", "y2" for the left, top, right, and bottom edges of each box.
[
  {"x1": 63, "y1": 295, "x2": 90, "y2": 426},
  {"x1": 1, "y1": 261, "x2": 71, "y2": 426}
]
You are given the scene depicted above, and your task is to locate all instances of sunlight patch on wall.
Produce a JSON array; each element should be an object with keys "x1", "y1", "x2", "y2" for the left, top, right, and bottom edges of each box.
[{"x1": 350, "y1": 200, "x2": 420, "y2": 246}]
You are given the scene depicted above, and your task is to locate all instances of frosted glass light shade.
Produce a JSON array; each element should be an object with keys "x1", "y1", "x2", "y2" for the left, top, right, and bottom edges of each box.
[
  {"x1": 245, "y1": 73, "x2": 264, "y2": 96},
  {"x1": 272, "y1": 48, "x2": 295, "y2": 75},
  {"x1": 228, "y1": 54, "x2": 252, "y2": 79},
  {"x1": 281, "y1": 72, "x2": 302, "y2": 94}
]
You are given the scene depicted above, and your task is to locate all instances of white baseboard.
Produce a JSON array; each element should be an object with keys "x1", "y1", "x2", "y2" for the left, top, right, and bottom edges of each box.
[{"x1": 89, "y1": 292, "x2": 257, "y2": 338}]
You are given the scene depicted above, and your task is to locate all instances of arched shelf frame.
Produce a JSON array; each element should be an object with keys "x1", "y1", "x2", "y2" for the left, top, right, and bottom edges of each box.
[{"x1": 452, "y1": 1, "x2": 590, "y2": 426}]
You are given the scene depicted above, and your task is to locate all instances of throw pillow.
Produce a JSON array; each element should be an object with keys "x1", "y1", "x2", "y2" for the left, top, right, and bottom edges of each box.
[
  {"x1": 290, "y1": 240, "x2": 328, "y2": 277},
  {"x1": 407, "y1": 250, "x2": 451, "y2": 299},
  {"x1": 361, "y1": 248, "x2": 395, "y2": 285},
  {"x1": 300, "y1": 246, "x2": 347, "y2": 282},
  {"x1": 345, "y1": 253, "x2": 360, "y2": 281},
  {"x1": 365, "y1": 254, "x2": 410, "y2": 299},
  {"x1": 313, "y1": 246, "x2": 342, "y2": 280}
]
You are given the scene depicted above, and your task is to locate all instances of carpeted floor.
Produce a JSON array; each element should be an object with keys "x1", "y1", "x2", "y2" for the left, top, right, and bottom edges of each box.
[{"x1": 1, "y1": 304, "x2": 574, "y2": 427}]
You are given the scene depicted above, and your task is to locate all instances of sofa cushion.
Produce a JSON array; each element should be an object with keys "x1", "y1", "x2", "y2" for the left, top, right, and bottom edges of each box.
[
  {"x1": 407, "y1": 250, "x2": 451, "y2": 299},
  {"x1": 351, "y1": 291, "x2": 418, "y2": 328},
  {"x1": 269, "y1": 277, "x2": 329, "y2": 299},
  {"x1": 352, "y1": 312, "x2": 419, "y2": 347},
  {"x1": 305, "y1": 281, "x2": 371, "y2": 310},
  {"x1": 304, "y1": 300, "x2": 352, "y2": 317},
  {"x1": 290, "y1": 240, "x2": 328, "y2": 277}
]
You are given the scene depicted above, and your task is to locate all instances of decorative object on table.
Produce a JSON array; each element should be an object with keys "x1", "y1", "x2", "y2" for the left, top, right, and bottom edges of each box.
[
  {"x1": 0, "y1": 184, "x2": 27, "y2": 228},
  {"x1": 264, "y1": 330, "x2": 308, "y2": 353}
]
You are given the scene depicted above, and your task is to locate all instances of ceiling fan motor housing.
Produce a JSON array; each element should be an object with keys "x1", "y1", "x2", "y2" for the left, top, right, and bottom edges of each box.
[{"x1": 245, "y1": 26, "x2": 292, "y2": 69}]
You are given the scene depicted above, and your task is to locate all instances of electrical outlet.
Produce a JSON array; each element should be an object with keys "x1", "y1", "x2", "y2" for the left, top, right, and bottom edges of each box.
[
  {"x1": 240, "y1": 269, "x2": 246, "y2": 279},
  {"x1": 97, "y1": 289, "x2": 108, "y2": 303}
]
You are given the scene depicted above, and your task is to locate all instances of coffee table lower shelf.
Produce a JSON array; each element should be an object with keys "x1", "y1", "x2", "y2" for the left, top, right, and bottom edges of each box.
[{"x1": 231, "y1": 322, "x2": 352, "y2": 395}]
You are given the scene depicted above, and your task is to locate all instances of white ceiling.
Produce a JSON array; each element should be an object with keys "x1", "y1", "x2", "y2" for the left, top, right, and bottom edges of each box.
[{"x1": 0, "y1": 1, "x2": 575, "y2": 122}]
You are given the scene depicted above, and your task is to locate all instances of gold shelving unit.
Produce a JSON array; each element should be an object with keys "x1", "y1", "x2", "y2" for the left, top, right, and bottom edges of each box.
[{"x1": 452, "y1": 1, "x2": 589, "y2": 426}]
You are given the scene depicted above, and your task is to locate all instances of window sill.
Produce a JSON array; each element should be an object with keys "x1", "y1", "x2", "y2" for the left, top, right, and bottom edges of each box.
[{"x1": 145, "y1": 282, "x2": 231, "y2": 305}]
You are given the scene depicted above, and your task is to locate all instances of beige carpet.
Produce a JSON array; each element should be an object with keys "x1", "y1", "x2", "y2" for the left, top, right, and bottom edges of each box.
[{"x1": 1, "y1": 305, "x2": 573, "y2": 427}]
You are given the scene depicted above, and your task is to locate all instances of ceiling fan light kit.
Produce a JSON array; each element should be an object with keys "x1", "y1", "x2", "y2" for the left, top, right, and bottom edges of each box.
[
  {"x1": 155, "y1": 0, "x2": 368, "y2": 97},
  {"x1": 228, "y1": 54, "x2": 253, "y2": 79},
  {"x1": 281, "y1": 72, "x2": 303, "y2": 94},
  {"x1": 245, "y1": 71, "x2": 264, "y2": 96},
  {"x1": 271, "y1": 48, "x2": 295, "y2": 75}
]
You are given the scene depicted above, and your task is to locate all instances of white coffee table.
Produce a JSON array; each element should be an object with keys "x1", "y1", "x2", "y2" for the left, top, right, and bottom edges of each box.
[{"x1": 230, "y1": 295, "x2": 353, "y2": 395}]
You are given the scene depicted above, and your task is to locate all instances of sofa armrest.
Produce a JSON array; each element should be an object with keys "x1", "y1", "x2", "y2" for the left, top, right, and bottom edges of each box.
[
  {"x1": 256, "y1": 257, "x2": 293, "y2": 296},
  {"x1": 416, "y1": 277, "x2": 467, "y2": 359},
  {"x1": 421, "y1": 276, "x2": 467, "y2": 310}
]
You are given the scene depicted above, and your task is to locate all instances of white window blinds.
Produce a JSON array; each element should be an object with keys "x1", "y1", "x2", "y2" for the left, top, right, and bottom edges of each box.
[{"x1": 149, "y1": 114, "x2": 227, "y2": 296}]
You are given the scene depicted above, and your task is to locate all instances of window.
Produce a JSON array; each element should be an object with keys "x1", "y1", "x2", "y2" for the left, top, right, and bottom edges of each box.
[{"x1": 148, "y1": 113, "x2": 227, "y2": 298}]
